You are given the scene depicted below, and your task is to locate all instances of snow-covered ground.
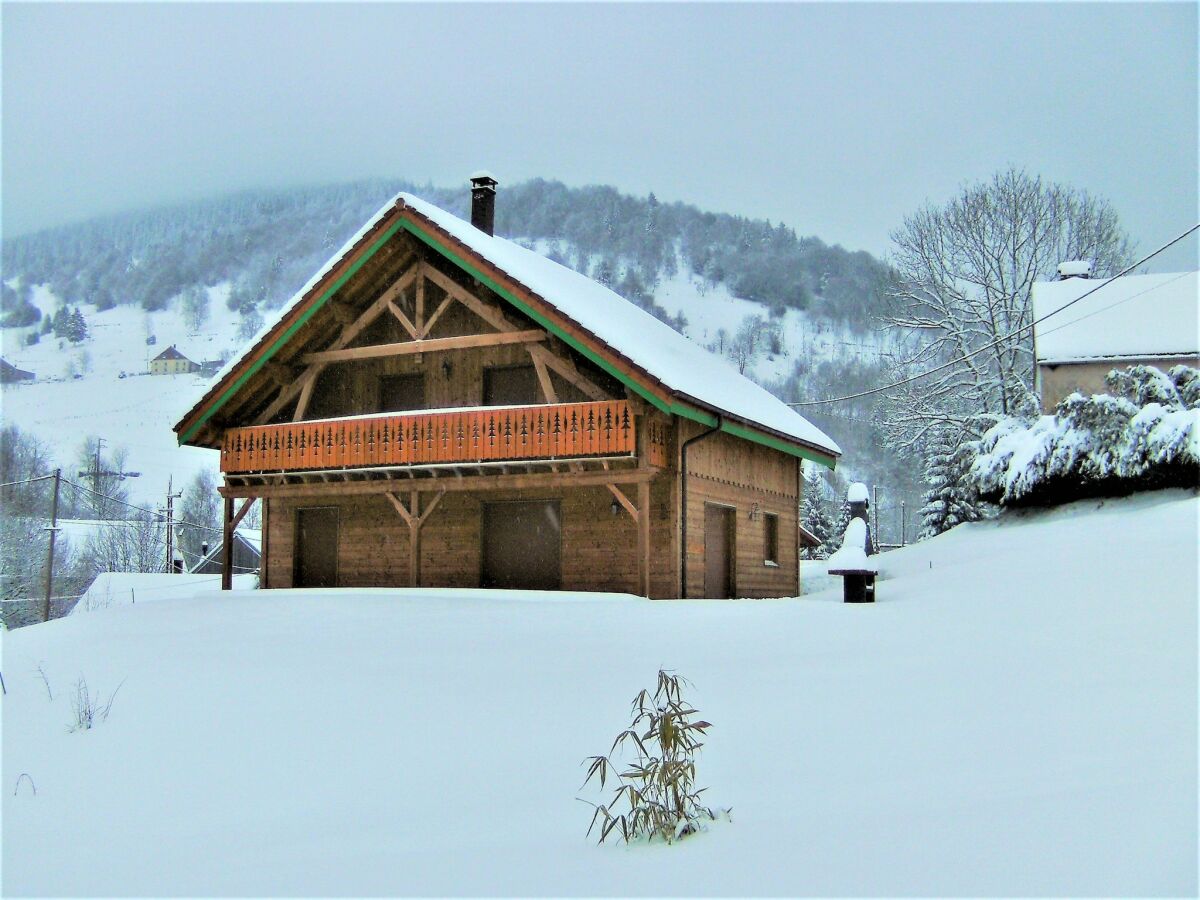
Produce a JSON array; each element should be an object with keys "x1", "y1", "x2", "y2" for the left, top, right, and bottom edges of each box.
[{"x1": 4, "y1": 490, "x2": 1195, "y2": 896}]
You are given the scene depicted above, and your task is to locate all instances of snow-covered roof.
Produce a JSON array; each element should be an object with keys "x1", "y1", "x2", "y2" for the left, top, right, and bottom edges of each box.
[
  {"x1": 73, "y1": 572, "x2": 257, "y2": 614},
  {"x1": 1032, "y1": 271, "x2": 1199, "y2": 365},
  {"x1": 154, "y1": 345, "x2": 193, "y2": 362},
  {"x1": 846, "y1": 482, "x2": 869, "y2": 503},
  {"x1": 1057, "y1": 260, "x2": 1093, "y2": 278},
  {"x1": 399, "y1": 194, "x2": 839, "y2": 456},
  {"x1": 179, "y1": 191, "x2": 840, "y2": 460}
]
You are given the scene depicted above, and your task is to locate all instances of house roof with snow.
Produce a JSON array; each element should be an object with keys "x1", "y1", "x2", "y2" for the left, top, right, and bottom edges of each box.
[
  {"x1": 175, "y1": 192, "x2": 840, "y2": 465},
  {"x1": 0, "y1": 358, "x2": 35, "y2": 382},
  {"x1": 1032, "y1": 271, "x2": 1199, "y2": 365},
  {"x1": 153, "y1": 345, "x2": 195, "y2": 363}
]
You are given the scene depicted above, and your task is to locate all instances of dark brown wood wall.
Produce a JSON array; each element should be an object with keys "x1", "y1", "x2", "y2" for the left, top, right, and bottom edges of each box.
[
  {"x1": 301, "y1": 302, "x2": 590, "y2": 420},
  {"x1": 680, "y1": 422, "x2": 800, "y2": 599}
]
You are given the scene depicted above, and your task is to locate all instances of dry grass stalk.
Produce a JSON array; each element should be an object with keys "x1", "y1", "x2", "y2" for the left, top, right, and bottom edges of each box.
[{"x1": 580, "y1": 669, "x2": 725, "y2": 845}]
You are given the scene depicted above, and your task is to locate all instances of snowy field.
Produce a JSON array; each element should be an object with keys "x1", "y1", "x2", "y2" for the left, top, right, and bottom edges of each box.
[{"x1": 4, "y1": 493, "x2": 1197, "y2": 896}]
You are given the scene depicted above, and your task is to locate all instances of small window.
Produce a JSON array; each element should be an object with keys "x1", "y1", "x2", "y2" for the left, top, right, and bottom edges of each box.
[
  {"x1": 378, "y1": 373, "x2": 425, "y2": 413},
  {"x1": 483, "y1": 365, "x2": 539, "y2": 406},
  {"x1": 763, "y1": 512, "x2": 779, "y2": 565}
]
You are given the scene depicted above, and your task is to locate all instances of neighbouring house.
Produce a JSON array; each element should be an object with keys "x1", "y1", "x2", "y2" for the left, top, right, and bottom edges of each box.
[
  {"x1": 1032, "y1": 264, "x2": 1199, "y2": 412},
  {"x1": 150, "y1": 345, "x2": 201, "y2": 375},
  {"x1": 0, "y1": 358, "x2": 35, "y2": 383},
  {"x1": 174, "y1": 176, "x2": 841, "y2": 599},
  {"x1": 190, "y1": 529, "x2": 262, "y2": 576},
  {"x1": 200, "y1": 358, "x2": 229, "y2": 378}
]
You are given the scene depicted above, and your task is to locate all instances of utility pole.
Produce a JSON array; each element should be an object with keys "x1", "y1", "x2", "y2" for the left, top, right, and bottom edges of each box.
[
  {"x1": 77, "y1": 437, "x2": 140, "y2": 517},
  {"x1": 42, "y1": 469, "x2": 62, "y2": 623},
  {"x1": 164, "y1": 477, "x2": 182, "y2": 573},
  {"x1": 872, "y1": 485, "x2": 879, "y2": 552},
  {"x1": 900, "y1": 500, "x2": 907, "y2": 547}
]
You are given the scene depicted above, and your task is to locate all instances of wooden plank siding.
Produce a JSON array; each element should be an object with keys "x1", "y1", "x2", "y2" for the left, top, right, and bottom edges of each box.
[{"x1": 680, "y1": 423, "x2": 800, "y2": 599}]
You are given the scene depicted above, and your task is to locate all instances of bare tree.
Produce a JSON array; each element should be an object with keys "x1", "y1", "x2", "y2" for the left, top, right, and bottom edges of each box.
[
  {"x1": 79, "y1": 513, "x2": 165, "y2": 576},
  {"x1": 728, "y1": 314, "x2": 769, "y2": 375},
  {"x1": 881, "y1": 168, "x2": 1133, "y2": 453}
]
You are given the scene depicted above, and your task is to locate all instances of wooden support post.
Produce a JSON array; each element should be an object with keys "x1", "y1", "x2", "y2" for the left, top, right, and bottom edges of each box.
[
  {"x1": 409, "y1": 490, "x2": 421, "y2": 586},
  {"x1": 415, "y1": 262, "x2": 426, "y2": 334},
  {"x1": 638, "y1": 479, "x2": 651, "y2": 598},
  {"x1": 221, "y1": 496, "x2": 233, "y2": 591},
  {"x1": 386, "y1": 490, "x2": 445, "y2": 588}
]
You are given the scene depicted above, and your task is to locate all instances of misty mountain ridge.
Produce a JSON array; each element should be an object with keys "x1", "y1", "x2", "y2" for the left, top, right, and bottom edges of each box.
[{"x1": 1, "y1": 177, "x2": 890, "y2": 337}]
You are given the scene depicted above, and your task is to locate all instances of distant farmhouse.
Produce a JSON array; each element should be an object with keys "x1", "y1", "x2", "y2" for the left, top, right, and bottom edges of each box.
[
  {"x1": 150, "y1": 345, "x2": 200, "y2": 375},
  {"x1": 0, "y1": 358, "x2": 35, "y2": 383},
  {"x1": 1032, "y1": 264, "x2": 1199, "y2": 412}
]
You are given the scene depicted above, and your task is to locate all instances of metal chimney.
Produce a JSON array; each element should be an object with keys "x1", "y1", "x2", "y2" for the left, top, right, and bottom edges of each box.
[{"x1": 469, "y1": 171, "x2": 498, "y2": 235}]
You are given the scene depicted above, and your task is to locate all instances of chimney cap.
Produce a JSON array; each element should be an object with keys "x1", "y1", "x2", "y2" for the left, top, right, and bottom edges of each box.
[
  {"x1": 469, "y1": 170, "x2": 498, "y2": 187},
  {"x1": 1057, "y1": 260, "x2": 1093, "y2": 280}
]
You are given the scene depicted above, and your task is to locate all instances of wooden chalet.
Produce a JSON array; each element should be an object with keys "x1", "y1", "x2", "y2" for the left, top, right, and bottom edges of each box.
[{"x1": 174, "y1": 177, "x2": 841, "y2": 598}]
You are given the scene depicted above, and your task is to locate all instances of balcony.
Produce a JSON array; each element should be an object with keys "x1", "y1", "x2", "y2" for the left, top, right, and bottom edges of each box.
[{"x1": 220, "y1": 399, "x2": 637, "y2": 475}]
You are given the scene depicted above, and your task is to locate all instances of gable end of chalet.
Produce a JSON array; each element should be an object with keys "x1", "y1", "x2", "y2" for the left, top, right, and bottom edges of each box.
[{"x1": 174, "y1": 196, "x2": 838, "y2": 469}]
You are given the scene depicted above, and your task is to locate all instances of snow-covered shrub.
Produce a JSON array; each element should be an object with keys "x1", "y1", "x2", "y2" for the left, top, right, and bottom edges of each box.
[
  {"x1": 580, "y1": 670, "x2": 723, "y2": 845},
  {"x1": 967, "y1": 365, "x2": 1200, "y2": 507}
]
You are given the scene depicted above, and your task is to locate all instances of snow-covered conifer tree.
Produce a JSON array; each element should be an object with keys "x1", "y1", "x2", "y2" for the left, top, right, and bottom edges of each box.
[
  {"x1": 800, "y1": 469, "x2": 837, "y2": 559},
  {"x1": 920, "y1": 429, "x2": 985, "y2": 538}
]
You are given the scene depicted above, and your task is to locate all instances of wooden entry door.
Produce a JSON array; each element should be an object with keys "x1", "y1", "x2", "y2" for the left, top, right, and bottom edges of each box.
[
  {"x1": 294, "y1": 507, "x2": 339, "y2": 588},
  {"x1": 704, "y1": 503, "x2": 735, "y2": 599},
  {"x1": 481, "y1": 500, "x2": 561, "y2": 591}
]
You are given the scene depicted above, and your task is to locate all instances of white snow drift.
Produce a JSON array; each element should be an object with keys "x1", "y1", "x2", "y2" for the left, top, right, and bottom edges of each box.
[{"x1": 3, "y1": 490, "x2": 1196, "y2": 896}]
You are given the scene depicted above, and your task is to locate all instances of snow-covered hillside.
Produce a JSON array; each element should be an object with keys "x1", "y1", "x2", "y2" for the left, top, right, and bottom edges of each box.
[
  {"x1": 4, "y1": 490, "x2": 1195, "y2": 896},
  {"x1": 1, "y1": 285, "x2": 242, "y2": 498}
]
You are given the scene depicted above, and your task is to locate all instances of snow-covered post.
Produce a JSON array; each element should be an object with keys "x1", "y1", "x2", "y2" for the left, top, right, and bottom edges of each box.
[{"x1": 827, "y1": 483, "x2": 878, "y2": 603}]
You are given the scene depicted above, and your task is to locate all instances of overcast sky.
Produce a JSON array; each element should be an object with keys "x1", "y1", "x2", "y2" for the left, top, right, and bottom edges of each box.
[{"x1": 3, "y1": 2, "x2": 1197, "y2": 268}]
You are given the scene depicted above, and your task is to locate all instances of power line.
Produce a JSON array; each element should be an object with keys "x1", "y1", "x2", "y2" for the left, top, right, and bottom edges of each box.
[
  {"x1": 60, "y1": 478, "x2": 227, "y2": 535},
  {"x1": 787, "y1": 223, "x2": 1200, "y2": 408}
]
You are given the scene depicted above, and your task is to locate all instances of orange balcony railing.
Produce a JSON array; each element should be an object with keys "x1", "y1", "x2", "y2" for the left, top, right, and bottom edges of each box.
[{"x1": 220, "y1": 400, "x2": 635, "y2": 474}]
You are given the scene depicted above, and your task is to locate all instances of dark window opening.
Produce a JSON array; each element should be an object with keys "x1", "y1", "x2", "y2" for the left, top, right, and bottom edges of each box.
[
  {"x1": 483, "y1": 365, "x2": 539, "y2": 406},
  {"x1": 378, "y1": 373, "x2": 425, "y2": 413},
  {"x1": 764, "y1": 512, "x2": 779, "y2": 565}
]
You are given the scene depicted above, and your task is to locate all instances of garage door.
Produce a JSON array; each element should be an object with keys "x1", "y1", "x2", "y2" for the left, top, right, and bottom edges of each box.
[{"x1": 481, "y1": 500, "x2": 561, "y2": 591}]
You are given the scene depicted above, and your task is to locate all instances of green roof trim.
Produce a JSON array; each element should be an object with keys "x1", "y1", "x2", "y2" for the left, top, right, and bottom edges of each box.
[
  {"x1": 178, "y1": 219, "x2": 405, "y2": 444},
  {"x1": 720, "y1": 419, "x2": 837, "y2": 469}
]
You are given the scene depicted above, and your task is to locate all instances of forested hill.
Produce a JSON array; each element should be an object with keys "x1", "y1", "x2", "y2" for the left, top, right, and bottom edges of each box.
[{"x1": 1, "y1": 178, "x2": 889, "y2": 332}]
